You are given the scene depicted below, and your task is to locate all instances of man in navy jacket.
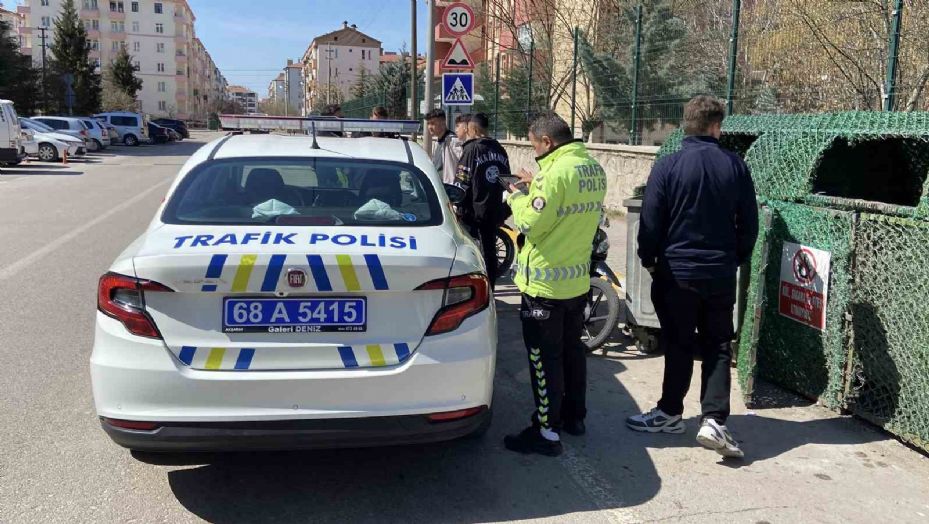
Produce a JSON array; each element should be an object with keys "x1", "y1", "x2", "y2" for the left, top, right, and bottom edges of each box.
[{"x1": 626, "y1": 95, "x2": 758, "y2": 459}]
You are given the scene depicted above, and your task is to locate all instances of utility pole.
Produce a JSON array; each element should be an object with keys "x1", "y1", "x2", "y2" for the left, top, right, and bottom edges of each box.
[
  {"x1": 725, "y1": 0, "x2": 741, "y2": 115},
  {"x1": 423, "y1": 0, "x2": 436, "y2": 151},
  {"x1": 410, "y1": 0, "x2": 418, "y2": 125},
  {"x1": 526, "y1": 37, "x2": 534, "y2": 126},
  {"x1": 570, "y1": 26, "x2": 579, "y2": 137},
  {"x1": 37, "y1": 26, "x2": 49, "y2": 114},
  {"x1": 326, "y1": 43, "x2": 335, "y2": 105},
  {"x1": 493, "y1": 52, "x2": 501, "y2": 137},
  {"x1": 284, "y1": 70, "x2": 289, "y2": 116},
  {"x1": 883, "y1": 0, "x2": 904, "y2": 111}
]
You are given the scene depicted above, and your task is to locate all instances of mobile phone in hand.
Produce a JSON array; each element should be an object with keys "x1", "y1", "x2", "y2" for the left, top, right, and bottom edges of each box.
[{"x1": 497, "y1": 175, "x2": 527, "y2": 192}]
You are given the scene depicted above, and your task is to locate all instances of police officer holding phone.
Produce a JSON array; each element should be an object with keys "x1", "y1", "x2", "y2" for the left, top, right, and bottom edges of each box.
[{"x1": 503, "y1": 112, "x2": 607, "y2": 457}]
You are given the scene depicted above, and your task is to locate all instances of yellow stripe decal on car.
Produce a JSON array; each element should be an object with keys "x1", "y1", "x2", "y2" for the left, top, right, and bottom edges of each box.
[
  {"x1": 231, "y1": 254, "x2": 258, "y2": 292},
  {"x1": 366, "y1": 344, "x2": 386, "y2": 367},
  {"x1": 336, "y1": 254, "x2": 361, "y2": 291},
  {"x1": 205, "y1": 348, "x2": 226, "y2": 370}
]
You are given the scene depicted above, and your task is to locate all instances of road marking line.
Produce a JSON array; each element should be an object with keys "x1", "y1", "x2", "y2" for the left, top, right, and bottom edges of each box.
[
  {"x1": 559, "y1": 447, "x2": 643, "y2": 524},
  {"x1": 0, "y1": 178, "x2": 171, "y2": 282}
]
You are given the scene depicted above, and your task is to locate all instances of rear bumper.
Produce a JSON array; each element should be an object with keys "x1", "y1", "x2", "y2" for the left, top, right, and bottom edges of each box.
[
  {"x1": 0, "y1": 147, "x2": 23, "y2": 163},
  {"x1": 100, "y1": 407, "x2": 489, "y2": 452},
  {"x1": 91, "y1": 308, "x2": 497, "y2": 450}
]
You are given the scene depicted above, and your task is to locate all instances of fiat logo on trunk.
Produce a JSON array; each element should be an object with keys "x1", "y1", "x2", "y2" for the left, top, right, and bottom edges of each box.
[{"x1": 286, "y1": 268, "x2": 307, "y2": 288}]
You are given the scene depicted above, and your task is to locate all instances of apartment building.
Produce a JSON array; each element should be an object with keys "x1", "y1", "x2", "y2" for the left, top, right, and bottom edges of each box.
[
  {"x1": 227, "y1": 85, "x2": 257, "y2": 114},
  {"x1": 301, "y1": 22, "x2": 381, "y2": 114},
  {"x1": 268, "y1": 73, "x2": 285, "y2": 101},
  {"x1": 16, "y1": 0, "x2": 227, "y2": 120}
]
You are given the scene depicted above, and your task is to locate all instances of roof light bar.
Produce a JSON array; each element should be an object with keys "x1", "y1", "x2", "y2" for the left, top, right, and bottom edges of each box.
[{"x1": 218, "y1": 114, "x2": 421, "y2": 135}]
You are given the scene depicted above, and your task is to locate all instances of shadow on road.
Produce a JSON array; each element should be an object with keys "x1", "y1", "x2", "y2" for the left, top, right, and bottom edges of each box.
[
  {"x1": 145, "y1": 287, "x2": 664, "y2": 523},
  {"x1": 0, "y1": 166, "x2": 84, "y2": 176}
]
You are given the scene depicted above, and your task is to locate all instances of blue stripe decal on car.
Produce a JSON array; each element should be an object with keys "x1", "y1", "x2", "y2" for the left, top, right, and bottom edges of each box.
[
  {"x1": 307, "y1": 255, "x2": 332, "y2": 291},
  {"x1": 179, "y1": 346, "x2": 196, "y2": 365},
  {"x1": 203, "y1": 254, "x2": 227, "y2": 291},
  {"x1": 364, "y1": 254, "x2": 389, "y2": 290},
  {"x1": 394, "y1": 343, "x2": 410, "y2": 362},
  {"x1": 261, "y1": 254, "x2": 286, "y2": 292},
  {"x1": 338, "y1": 346, "x2": 358, "y2": 368},
  {"x1": 234, "y1": 348, "x2": 255, "y2": 370}
]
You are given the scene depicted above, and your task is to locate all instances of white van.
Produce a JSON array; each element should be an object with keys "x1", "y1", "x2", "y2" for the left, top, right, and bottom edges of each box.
[
  {"x1": 94, "y1": 111, "x2": 147, "y2": 146},
  {"x1": 0, "y1": 100, "x2": 25, "y2": 166}
]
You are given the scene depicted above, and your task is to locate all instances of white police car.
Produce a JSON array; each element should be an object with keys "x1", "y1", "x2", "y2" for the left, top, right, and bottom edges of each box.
[{"x1": 91, "y1": 120, "x2": 495, "y2": 451}]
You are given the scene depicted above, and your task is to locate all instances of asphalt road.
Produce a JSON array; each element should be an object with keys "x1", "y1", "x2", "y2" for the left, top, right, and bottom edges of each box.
[{"x1": 1, "y1": 133, "x2": 928, "y2": 524}]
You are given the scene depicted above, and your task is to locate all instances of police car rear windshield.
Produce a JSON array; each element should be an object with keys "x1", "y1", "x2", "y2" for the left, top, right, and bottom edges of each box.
[{"x1": 162, "y1": 158, "x2": 442, "y2": 226}]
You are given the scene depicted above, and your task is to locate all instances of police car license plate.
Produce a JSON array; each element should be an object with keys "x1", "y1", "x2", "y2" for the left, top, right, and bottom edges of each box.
[{"x1": 222, "y1": 297, "x2": 367, "y2": 333}]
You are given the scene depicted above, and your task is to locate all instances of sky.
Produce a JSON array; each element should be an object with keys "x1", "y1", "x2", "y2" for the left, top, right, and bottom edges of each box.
[{"x1": 11, "y1": 0, "x2": 431, "y2": 94}]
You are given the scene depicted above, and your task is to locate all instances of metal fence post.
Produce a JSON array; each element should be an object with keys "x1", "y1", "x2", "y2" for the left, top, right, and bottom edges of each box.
[
  {"x1": 726, "y1": 0, "x2": 741, "y2": 114},
  {"x1": 493, "y1": 53, "x2": 501, "y2": 138},
  {"x1": 630, "y1": 5, "x2": 643, "y2": 145},
  {"x1": 884, "y1": 0, "x2": 904, "y2": 111},
  {"x1": 571, "y1": 26, "x2": 579, "y2": 137}
]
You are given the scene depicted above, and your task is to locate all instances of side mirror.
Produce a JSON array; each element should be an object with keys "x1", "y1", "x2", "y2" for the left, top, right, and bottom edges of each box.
[{"x1": 444, "y1": 183, "x2": 466, "y2": 204}]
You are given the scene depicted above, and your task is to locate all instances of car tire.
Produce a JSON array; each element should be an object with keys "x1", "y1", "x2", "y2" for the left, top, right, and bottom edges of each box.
[
  {"x1": 124, "y1": 134, "x2": 139, "y2": 147},
  {"x1": 37, "y1": 143, "x2": 58, "y2": 162},
  {"x1": 93, "y1": 139, "x2": 104, "y2": 151}
]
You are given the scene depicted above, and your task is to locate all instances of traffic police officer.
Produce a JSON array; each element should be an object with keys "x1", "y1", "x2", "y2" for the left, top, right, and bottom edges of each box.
[{"x1": 503, "y1": 112, "x2": 607, "y2": 457}]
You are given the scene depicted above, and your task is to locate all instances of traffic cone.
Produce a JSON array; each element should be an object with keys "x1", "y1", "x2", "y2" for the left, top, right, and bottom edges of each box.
[{"x1": 62, "y1": 149, "x2": 68, "y2": 166}]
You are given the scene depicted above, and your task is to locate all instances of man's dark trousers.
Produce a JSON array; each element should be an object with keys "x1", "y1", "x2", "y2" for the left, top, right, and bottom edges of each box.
[
  {"x1": 520, "y1": 294, "x2": 588, "y2": 431},
  {"x1": 652, "y1": 271, "x2": 736, "y2": 424},
  {"x1": 478, "y1": 226, "x2": 499, "y2": 286}
]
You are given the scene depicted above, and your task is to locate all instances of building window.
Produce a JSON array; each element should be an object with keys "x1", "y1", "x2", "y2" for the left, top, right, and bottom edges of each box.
[
  {"x1": 157, "y1": 81, "x2": 166, "y2": 92},
  {"x1": 110, "y1": 1, "x2": 124, "y2": 12},
  {"x1": 132, "y1": 41, "x2": 140, "y2": 52},
  {"x1": 156, "y1": 42, "x2": 165, "y2": 53},
  {"x1": 158, "y1": 101, "x2": 167, "y2": 111},
  {"x1": 89, "y1": 40, "x2": 99, "y2": 50},
  {"x1": 131, "y1": 1, "x2": 138, "y2": 12},
  {"x1": 41, "y1": 0, "x2": 50, "y2": 6},
  {"x1": 131, "y1": 21, "x2": 139, "y2": 32},
  {"x1": 40, "y1": 16, "x2": 51, "y2": 27},
  {"x1": 154, "y1": 2, "x2": 163, "y2": 14},
  {"x1": 157, "y1": 62, "x2": 165, "y2": 72},
  {"x1": 155, "y1": 23, "x2": 163, "y2": 33},
  {"x1": 133, "y1": 61, "x2": 140, "y2": 71},
  {"x1": 110, "y1": 21, "x2": 124, "y2": 32},
  {"x1": 83, "y1": 0, "x2": 98, "y2": 9},
  {"x1": 111, "y1": 41, "x2": 120, "y2": 51}
]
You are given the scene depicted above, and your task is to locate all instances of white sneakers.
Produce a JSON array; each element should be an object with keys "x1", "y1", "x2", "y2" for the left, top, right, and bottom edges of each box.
[
  {"x1": 696, "y1": 418, "x2": 744, "y2": 458},
  {"x1": 627, "y1": 408, "x2": 744, "y2": 459},
  {"x1": 625, "y1": 407, "x2": 686, "y2": 434}
]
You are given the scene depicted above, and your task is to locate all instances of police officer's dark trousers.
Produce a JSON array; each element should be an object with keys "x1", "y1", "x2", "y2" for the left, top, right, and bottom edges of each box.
[
  {"x1": 520, "y1": 293, "x2": 588, "y2": 431},
  {"x1": 651, "y1": 271, "x2": 735, "y2": 424}
]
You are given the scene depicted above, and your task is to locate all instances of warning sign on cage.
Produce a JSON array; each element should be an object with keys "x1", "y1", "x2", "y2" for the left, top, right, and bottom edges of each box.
[{"x1": 779, "y1": 242, "x2": 831, "y2": 331}]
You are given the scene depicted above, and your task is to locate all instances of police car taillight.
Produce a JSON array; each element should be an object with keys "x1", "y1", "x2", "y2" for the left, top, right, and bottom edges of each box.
[
  {"x1": 97, "y1": 272, "x2": 173, "y2": 339},
  {"x1": 417, "y1": 273, "x2": 489, "y2": 335}
]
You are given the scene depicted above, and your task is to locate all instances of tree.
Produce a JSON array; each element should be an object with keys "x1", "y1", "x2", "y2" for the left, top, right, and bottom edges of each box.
[
  {"x1": 350, "y1": 63, "x2": 372, "y2": 100},
  {"x1": 258, "y1": 97, "x2": 299, "y2": 115},
  {"x1": 106, "y1": 46, "x2": 142, "y2": 98},
  {"x1": 365, "y1": 52, "x2": 423, "y2": 118},
  {"x1": 497, "y1": 59, "x2": 550, "y2": 138},
  {"x1": 0, "y1": 19, "x2": 40, "y2": 114},
  {"x1": 48, "y1": 0, "x2": 101, "y2": 114},
  {"x1": 100, "y1": 81, "x2": 138, "y2": 111}
]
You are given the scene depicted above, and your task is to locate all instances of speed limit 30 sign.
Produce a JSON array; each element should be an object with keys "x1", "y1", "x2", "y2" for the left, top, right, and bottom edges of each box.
[{"x1": 443, "y1": 2, "x2": 475, "y2": 37}]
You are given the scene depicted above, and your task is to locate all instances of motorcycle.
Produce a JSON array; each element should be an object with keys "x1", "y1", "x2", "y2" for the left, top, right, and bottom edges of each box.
[{"x1": 496, "y1": 216, "x2": 622, "y2": 351}]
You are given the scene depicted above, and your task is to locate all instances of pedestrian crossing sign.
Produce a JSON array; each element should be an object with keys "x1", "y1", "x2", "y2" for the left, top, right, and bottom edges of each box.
[{"x1": 442, "y1": 73, "x2": 474, "y2": 106}]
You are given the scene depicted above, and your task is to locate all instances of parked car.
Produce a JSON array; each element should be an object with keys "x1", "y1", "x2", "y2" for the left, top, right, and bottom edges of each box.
[
  {"x1": 20, "y1": 118, "x2": 87, "y2": 156},
  {"x1": 31, "y1": 116, "x2": 94, "y2": 151},
  {"x1": 147, "y1": 122, "x2": 171, "y2": 144},
  {"x1": 165, "y1": 128, "x2": 181, "y2": 142},
  {"x1": 77, "y1": 117, "x2": 111, "y2": 151},
  {"x1": 151, "y1": 118, "x2": 189, "y2": 139},
  {"x1": 101, "y1": 121, "x2": 119, "y2": 142},
  {"x1": 0, "y1": 99, "x2": 25, "y2": 167},
  {"x1": 20, "y1": 124, "x2": 82, "y2": 162},
  {"x1": 94, "y1": 112, "x2": 148, "y2": 146}
]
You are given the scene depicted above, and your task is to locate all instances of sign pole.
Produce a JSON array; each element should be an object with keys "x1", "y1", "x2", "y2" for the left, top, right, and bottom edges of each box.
[{"x1": 424, "y1": 0, "x2": 436, "y2": 152}]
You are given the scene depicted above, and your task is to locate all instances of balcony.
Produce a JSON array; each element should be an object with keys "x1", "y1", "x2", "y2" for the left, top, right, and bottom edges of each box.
[
  {"x1": 175, "y1": 53, "x2": 188, "y2": 63},
  {"x1": 80, "y1": 9, "x2": 100, "y2": 18},
  {"x1": 86, "y1": 29, "x2": 100, "y2": 38},
  {"x1": 108, "y1": 10, "x2": 126, "y2": 20},
  {"x1": 109, "y1": 31, "x2": 127, "y2": 41},
  {"x1": 17, "y1": 5, "x2": 30, "y2": 14}
]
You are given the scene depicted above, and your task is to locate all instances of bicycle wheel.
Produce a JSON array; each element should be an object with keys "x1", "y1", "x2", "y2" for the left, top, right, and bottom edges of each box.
[{"x1": 582, "y1": 277, "x2": 621, "y2": 351}]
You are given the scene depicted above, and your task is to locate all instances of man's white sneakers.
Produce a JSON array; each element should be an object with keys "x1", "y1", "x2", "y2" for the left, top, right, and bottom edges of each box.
[
  {"x1": 696, "y1": 418, "x2": 744, "y2": 458},
  {"x1": 625, "y1": 407, "x2": 686, "y2": 434}
]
